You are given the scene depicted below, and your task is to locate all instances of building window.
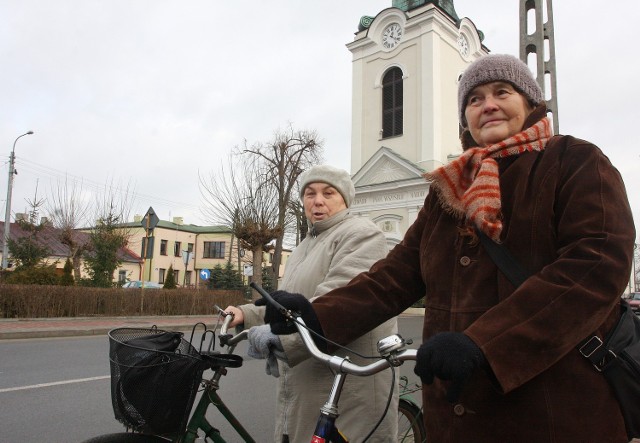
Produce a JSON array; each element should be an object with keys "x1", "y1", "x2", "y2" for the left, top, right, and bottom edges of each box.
[
  {"x1": 187, "y1": 242, "x2": 194, "y2": 253},
  {"x1": 159, "y1": 268, "x2": 166, "y2": 284},
  {"x1": 174, "y1": 241, "x2": 181, "y2": 257},
  {"x1": 173, "y1": 269, "x2": 179, "y2": 284},
  {"x1": 185, "y1": 271, "x2": 192, "y2": 286},
  {"x1": 160, "y1": 239, "x2": 168, "y2": 256},
  {"x1": 382, "y1": 67, "x2": 403, "y2": 138},
  {"x1": 118, "y1": 270, "x2": 127, "y2": 284},
  {"x1": 203, "y1": 241, "x2": 225, "y2": 259}
]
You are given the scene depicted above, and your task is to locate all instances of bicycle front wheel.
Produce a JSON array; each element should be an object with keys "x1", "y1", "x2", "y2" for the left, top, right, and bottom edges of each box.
[
  {"x1": 81, "y1": 433, "x2": 170, "y2": 443},
  {"x1": 397, "y1": 399, "x2": 426, "y2": 443}
]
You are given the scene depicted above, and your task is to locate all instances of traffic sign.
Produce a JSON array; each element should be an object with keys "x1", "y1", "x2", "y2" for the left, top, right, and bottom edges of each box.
[
  {"x1": 199, "y1": 269, "x2": 211, "y2": 280},
  {"x1": 141, "y1": 207, "x2": 159, "y2": 230},
  {"x1": 182, "y1": 250, "x2": 193, "y2": 265}
]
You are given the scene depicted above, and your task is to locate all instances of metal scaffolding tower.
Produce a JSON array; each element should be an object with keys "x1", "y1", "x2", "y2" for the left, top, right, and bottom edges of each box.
[{"x1": 520, "y1": 0, "x2": 559, "y2": 133}]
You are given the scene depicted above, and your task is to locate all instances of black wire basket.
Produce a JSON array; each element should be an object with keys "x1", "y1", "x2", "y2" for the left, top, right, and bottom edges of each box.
[{"x1": 108, "y1": 327, "x2": 208, "y2": 435}]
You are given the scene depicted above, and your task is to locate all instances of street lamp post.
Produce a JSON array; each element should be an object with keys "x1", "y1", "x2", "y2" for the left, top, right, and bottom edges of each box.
[{"x1": 2, "y1": 131, "x2": 34, "y2": 270}]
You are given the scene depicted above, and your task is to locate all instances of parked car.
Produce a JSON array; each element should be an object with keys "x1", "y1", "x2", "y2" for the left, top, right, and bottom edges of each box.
[
  {"x1": 122, "y1": 280, "x2": 163, "y2": 289},
  {"x1": 628, "y1": 292, "x2": 640, "y2": 313}
]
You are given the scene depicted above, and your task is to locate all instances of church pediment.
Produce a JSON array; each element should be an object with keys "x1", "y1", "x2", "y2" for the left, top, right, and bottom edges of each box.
[{"x1": 352, "y1": 146, "x2": 425, "y2": 187}]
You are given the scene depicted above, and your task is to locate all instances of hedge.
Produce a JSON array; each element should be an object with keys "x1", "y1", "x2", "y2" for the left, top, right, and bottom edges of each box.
[{"x1": 0, "y1": 284, "x2": 245, "y2": 319}]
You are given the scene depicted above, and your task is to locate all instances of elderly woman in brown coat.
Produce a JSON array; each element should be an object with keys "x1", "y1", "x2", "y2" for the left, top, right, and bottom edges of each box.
[{"x1": 262, "y1": 54, "x2": 636, "y2": 442}]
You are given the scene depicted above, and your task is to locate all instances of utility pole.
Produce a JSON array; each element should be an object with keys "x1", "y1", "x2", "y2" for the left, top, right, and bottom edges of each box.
[
  {"x1": 2, "y1": 131, "x2": 34, "y2": 270},
  {"x1": 520, "y1": 0, "x2": 559, "y2": 133}
]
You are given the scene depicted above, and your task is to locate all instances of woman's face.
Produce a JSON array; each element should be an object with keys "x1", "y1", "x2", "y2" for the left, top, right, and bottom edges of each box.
[
  {"x1": 464, "y1": 81, "x2": 535, "y2": 147},
  {"x1": 303, "y1": 182, "x2": 347, "y2": 224}
]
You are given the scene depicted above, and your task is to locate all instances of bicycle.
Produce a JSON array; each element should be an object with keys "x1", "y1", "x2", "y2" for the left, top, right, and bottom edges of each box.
[
  {"x1": 82, "y1": 287, "x2": 426, "y2": 442},
  {"x1": 398, "y1": 376, "x2": 425, "y2": 442}
]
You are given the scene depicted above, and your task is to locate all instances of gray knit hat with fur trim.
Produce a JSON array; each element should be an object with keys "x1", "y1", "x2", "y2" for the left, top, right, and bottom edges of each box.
[
  {"x1": 458, "y1": 54, "x2": 544, "y2": 126},
  {"x1": 299, "y1": 165, "x2": 355, "y2": 208}
]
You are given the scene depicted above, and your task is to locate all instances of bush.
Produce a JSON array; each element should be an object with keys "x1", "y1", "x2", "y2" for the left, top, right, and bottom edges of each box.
[
  {"x1": 0, "y1": 284, "x2": 244, "y2": 319},
  {"x1": 4, "y1": 265, "x2": 60, "y2": 285},
  {"x1": 60, "y1": 258, "x2": 75, "y2": 286}
]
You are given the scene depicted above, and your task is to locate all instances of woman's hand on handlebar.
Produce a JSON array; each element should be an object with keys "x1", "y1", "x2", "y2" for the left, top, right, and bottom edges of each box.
[
  {"x1": 255, "y1": 290, "x2": 326, "y2": 351},
  {"x1": 222, "y1": 305, "x2": 244, "y2": 327}
]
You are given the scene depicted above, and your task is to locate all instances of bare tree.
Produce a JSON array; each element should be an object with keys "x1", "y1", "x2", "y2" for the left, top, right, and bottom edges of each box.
[
  {"x1": 242, "y1": 124, "x2": 323, "y2": 287},
  {"x1": 200, "y1": 155, "x2": 281, "y2": 296},
  {"x1": 46, "y1": 176, "x2": 92, "y2": 281}
]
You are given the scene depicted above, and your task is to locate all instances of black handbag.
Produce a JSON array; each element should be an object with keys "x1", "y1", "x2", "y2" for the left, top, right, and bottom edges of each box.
[{"x1": 477, "y1": 230, "x2": 640, "y2": 439}]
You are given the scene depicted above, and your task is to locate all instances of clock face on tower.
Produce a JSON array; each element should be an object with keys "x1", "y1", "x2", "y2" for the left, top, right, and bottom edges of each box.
[
  {"x1": 457, "y1": 34, "x2": 469, "y2": 57},
  {"x1": 382, "y1": 23, "x2": 403, "y2": 50}
]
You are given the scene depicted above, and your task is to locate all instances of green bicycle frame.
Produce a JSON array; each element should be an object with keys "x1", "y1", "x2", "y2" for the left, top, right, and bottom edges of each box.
[{"x1": 181, "y1": 378, "x2": 255, "y2": 443}]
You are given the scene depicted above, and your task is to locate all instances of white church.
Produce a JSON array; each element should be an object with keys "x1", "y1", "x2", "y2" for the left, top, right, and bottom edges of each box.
[{"x1": 346, "y1": 0, "x2": 489, "y2": 246}]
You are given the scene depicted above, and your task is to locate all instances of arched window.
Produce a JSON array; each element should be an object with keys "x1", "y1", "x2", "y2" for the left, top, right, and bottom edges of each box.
[{"x1": 382, "y1": 67, "x2": 403, "y2": 138}]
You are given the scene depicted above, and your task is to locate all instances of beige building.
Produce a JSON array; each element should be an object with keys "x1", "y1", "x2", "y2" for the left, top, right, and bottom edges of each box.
[
  {"x1": 348, "y1": 1, "x2": 488, "y2": 244},
  {"x1": 1, "y1": 215, "x2": 290, "y2": 287},
  {"x1": 122, "y1": 216, "x2": 289, "y2": 288}
]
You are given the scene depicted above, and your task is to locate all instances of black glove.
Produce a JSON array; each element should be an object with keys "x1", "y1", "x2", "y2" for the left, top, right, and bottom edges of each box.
[
  {"x1": 255, "y1": 290, "x2": 326, "y2": 350},
  {"x1": 414, "y1": 332, "x2": 486, "y2": 403}
]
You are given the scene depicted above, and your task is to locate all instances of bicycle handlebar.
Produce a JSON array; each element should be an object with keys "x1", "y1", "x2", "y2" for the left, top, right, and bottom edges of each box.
[
  {"x1": 217, "y1": 308, "x2": 249, "y2": 347},
  {"x1": 249, "y1": 282, "x2": 417, "y2": 377}
]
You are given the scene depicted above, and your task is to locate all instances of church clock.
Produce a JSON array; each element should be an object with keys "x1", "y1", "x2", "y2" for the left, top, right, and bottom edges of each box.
[{"x1": 381, "y1": 23, "x2": 403, "y2": 50}]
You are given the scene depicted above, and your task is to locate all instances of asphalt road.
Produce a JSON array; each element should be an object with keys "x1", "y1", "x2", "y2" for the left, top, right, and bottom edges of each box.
[{"x1": 0, "y1": 316, "x2": 424, "y2": 443}]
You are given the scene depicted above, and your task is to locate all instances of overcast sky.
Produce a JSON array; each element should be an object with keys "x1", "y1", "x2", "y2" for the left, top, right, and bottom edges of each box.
[{"x1": 1, "y1": 0, "x2": 638, "y2": 239}]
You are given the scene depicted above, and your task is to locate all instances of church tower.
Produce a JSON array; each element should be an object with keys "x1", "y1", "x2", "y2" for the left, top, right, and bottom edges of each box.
[{"x1": 348, "y1": 1, "x2": 487, "y2": 244}]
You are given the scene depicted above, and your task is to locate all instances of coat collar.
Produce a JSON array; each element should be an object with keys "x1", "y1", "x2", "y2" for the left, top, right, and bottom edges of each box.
[{"x1": 308, "y1": 209, "x2": 350, "y2": 238}]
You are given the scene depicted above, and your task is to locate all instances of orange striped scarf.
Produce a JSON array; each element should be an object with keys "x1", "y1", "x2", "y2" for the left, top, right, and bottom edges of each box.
[{"x1": 425, "y1": 117, "x2": 553, "y2": 242}]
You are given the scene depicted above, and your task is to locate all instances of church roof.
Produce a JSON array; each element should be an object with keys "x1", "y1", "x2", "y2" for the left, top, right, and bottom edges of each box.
[
  {"x1": 359, "y1": 0, "x2": 461, "y2": 31},
  {"x1": 352, "y1": 146, "x2": 426, "y2": 188}
]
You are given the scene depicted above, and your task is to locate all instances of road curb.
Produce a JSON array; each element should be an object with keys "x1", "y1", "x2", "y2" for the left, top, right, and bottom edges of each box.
[{"x1": 0, "y1": 309, "x2": 425, "y2": 340}]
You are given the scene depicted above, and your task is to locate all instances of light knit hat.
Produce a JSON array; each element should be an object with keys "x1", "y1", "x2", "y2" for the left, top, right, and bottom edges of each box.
[
  {"x1": 299, "y1": 165, "x2": 355, "y2": 208},
  {"x1": 458, "y1": 54, "x2": 544, "y2": 126}
]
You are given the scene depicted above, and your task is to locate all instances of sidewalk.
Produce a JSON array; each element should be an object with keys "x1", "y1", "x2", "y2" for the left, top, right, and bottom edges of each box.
[
  {"x1": 0, "y1": 315, "x2": 215, "y2": 340},
  {"x1": 0, "y1": 308, "x2": 425, "y2": 340}
]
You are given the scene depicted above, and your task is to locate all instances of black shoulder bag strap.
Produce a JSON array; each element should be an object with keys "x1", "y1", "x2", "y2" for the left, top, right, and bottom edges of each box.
[{"x1": 476, "y1": 229, "x2": 531, "y2": 287}]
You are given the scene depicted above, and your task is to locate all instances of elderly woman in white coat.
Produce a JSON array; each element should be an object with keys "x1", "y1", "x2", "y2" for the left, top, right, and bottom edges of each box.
[{"x1": 225, "y1": 165, "x2": 398, "y2": 443}]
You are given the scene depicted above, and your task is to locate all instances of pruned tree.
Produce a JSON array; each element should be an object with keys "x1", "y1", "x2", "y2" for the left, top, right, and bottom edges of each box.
[
  {"x1": 46, "y1": 176, "x2": 92, "y2": 281},
  {"x1": 200, "y1": 155, "x2": 281, "y2": 297},
  {"x1": 634, "y1": 243, "x2": 639, "y2": 292},
  {"x1": 241, "y1": 124, "x2": 323, "y2": 287},
  {"x1": 288, "y1": 184, "x2": 308, "y2": 246},
  {"x1": 82, "y1": 180, "x2": 134, "y2": 287}
]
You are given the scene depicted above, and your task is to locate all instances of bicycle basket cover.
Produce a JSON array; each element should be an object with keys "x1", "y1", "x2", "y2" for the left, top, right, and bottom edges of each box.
[{"x1": 109, "y1": 328, "x2": 206, "y2": 435}]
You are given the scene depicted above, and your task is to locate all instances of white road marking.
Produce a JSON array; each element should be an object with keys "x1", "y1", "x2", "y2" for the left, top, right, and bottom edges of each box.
[{"x1": 0, "y1": 375, "x2": 110, "y2": 393}]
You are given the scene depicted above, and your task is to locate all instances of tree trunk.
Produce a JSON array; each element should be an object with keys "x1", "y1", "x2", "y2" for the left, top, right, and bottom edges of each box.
[{"x1": 251, "y1": 245, "x2": 263, "y2": 300}]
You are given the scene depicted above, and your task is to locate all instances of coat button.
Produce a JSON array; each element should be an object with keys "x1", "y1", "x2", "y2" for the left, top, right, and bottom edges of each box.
[
  {"x1": 453, "y1": 404, "x2": 465, "y2": 416},
  {"x1": 459, "y1": 256, "x2": 471, "y2": 266}
]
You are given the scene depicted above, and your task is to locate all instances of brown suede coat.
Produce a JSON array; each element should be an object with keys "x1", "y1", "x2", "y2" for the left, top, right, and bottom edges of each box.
[{"x1": 312, "y1": 117, "x2": 635, "y2": 442}]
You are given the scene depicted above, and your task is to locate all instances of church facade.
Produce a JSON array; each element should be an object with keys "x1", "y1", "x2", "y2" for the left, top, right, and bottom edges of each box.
[{"x1": 347, "y1": 1, "x2": 489, "y2": 245}]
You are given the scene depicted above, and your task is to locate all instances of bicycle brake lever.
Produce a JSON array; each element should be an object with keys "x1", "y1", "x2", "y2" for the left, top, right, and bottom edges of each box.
[{"x1": 249, "y1": 282, "x2": 297, "y2": 321}]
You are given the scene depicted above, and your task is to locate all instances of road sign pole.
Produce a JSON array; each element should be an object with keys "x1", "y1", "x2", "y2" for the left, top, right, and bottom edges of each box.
[{"x1": 140, "y1": 207, "x2": 159, "y2": 313}]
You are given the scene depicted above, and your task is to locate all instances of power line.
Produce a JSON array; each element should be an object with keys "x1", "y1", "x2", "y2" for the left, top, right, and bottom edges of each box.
[{"x1": 7, "y1": 157, "x2": 204, "y2": 214}]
